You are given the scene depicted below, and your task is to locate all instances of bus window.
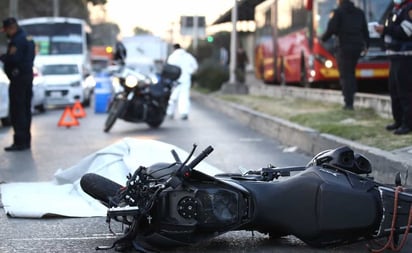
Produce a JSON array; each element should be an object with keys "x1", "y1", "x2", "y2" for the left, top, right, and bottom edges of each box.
[
  {"x1": 314, "y1": 0, "x2": 336, "y2": 38},
  {"x1": 352, "y1": 0, "x2": 392, "y2": 23}
]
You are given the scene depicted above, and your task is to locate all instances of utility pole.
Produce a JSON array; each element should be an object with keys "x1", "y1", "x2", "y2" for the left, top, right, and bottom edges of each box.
[
  {"x1": 220, "y1": 0, "x2": 248, "y2": 94},
  {"x1": 192, "y1": 16, "x2": 199, "y2": 54},
  {"x1": 53, "y1": 0, "x2": 59, "y2": 17},
  {"x1": 228, "y1": 0, "x2": 237, "y2": 84},
  {"x1": 9, "y1": 0, "x2": 18, "y2": 17}
]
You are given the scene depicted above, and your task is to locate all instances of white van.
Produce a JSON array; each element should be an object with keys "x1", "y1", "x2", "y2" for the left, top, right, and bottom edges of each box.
[
  {"x1": 41, "y1": 63, "x2": 91, "y2": 106},
  {"x1": 0, "y1": 67, "x2": 10, "y2": 125}
]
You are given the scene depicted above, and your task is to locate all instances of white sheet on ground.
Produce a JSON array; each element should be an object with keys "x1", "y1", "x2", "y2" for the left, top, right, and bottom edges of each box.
[{"x1": 0, "y1": 138, "x2": 222, "y2": 218}]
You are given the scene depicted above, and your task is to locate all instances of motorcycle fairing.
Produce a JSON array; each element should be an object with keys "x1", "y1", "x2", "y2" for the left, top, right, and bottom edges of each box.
[
  {"x1": 129, "y1": 164, "x2": 251, "y2": 247},
  {"x1": 142, "y1": 180, "x2": 250, "y2": 247},
  {"x1": 237, "y1": 166, "x2": 382, "y2": 247},
  {"x1": 377, "y1": 186, "x2": 412, "y2": 237}
]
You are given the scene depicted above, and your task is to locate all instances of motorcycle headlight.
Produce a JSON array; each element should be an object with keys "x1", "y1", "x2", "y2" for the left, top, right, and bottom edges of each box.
[
  {"x1": 150, "y1": 75, "x2": 159, "y2": 84},
  {"x1": 125, "y1": 75, "x2": 139, "y2": 88},
  {"x1": 112, "y1": 76, "x2": 120, "y2": 87}
]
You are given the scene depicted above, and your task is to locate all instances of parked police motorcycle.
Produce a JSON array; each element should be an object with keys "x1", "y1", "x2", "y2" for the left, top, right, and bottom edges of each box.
[
  {"x1": 103, "y1": 64, "x2": 181, "y2": 132},
  {"x1": 80, "y1": 145, "x2": 412, "y2": 252}
]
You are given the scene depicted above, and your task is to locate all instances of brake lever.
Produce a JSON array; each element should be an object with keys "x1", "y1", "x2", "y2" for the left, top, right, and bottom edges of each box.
[
  {"x1": 166, "y1": 145, "x2": 214, "y2": 189},
  {"x1": 171, "y1": 149, "x2": 182, "y2": 163}
]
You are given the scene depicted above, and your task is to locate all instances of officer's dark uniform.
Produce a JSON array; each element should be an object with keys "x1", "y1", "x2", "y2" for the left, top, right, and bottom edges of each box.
[
  {"x1": 321, "y1": 0, "x2": 369, "y2": 110},
  {"x1": 383, "y1": 1, "x2": 412, "y2": 135},
  {"x1": 1, "y1": 18, "x2": 35, "y2": 150},
  {"x1": 113, "y1": 41, "x2": 127, "y2": 65}
]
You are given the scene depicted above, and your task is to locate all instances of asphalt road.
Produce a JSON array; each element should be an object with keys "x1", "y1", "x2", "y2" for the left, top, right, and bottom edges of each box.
[{"x1": 0, "y1": 99, "x2": 411, "y2": 253}]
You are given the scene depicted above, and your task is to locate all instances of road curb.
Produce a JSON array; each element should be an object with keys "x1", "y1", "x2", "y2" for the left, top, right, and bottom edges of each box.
[{"x1": 193, "y1": 91, "x2": 411, "y2": 184}]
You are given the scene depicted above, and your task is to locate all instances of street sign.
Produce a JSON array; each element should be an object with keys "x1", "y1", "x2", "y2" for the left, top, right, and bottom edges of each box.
[{"x1": 180, "y1": 16, "x2": 206, "y2": 37}]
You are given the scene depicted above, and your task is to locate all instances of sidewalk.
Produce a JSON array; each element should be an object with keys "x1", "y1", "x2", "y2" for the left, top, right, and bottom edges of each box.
[{"x1": 192, "y1": 74, "x2": 412, "y2": 185}]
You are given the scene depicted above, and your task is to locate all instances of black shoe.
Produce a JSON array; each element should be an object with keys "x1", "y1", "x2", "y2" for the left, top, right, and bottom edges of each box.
[
  {"x1": 386, "y1": 123, "x2": 401, "y2": 131},
  {"x1": 181, "y1": 114, "x2": 188, "y2": 120},
  {"x1": 343, "y1": 105, "x2": 354, "y2": 110},
  {"x1": 4, "y1": 144, "x2": 30, "y2": 151},
  {"x1": 394, "y1": 126, "x2": 412, "y2": 135}
]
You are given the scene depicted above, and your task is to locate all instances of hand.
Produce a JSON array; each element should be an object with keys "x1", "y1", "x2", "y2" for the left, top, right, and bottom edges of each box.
[{"x1": 374, "y1": 25, "x2": 384, "y2": 34}]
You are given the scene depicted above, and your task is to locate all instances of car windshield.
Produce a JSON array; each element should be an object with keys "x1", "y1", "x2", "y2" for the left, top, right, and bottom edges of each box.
[{"x1": 42, "y1": 64, "x2": 79, "y2": 75}]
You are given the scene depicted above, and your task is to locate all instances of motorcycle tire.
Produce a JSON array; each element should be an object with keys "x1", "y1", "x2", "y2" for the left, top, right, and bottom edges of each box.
[
  {"x1": 146, "y1": 117, "x2": 164, "y2": 128},
  {"x1": 80, "y1": 173, "x2": 123, "y2": 207},
  {"x1": 104, "y1": 99, "x2": 127, "y2": 133}
]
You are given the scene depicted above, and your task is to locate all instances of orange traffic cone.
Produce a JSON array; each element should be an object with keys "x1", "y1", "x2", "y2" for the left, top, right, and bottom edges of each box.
[
  {"x1": 58, "y1": 106, "x2": 80, "y2": 128},
  {"x1": 72, "y1": 100, "x2": 86, "y2": 118}
]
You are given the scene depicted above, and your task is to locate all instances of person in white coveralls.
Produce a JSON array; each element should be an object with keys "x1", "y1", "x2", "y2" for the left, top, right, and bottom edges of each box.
[{"x1": 166, "y1": 43, "x2": 198, "y2": 120}]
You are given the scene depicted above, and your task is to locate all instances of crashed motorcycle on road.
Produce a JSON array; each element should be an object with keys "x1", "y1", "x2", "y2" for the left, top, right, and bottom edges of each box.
[
  {"x1": 103, "y1": 64, "x2": 181, "y2": 132},
  {"x1": 80, "y1": 145, "x2": 412, "y2": 252}
]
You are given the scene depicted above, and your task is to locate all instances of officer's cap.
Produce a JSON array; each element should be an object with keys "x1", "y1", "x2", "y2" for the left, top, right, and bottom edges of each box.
[{"x1": 1, "y1": 17, "x2": 17, "y2": 32}]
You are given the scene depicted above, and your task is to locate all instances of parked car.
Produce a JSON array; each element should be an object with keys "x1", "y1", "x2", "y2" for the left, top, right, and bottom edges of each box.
[
  {"x1": 0, "y1": 67, "x2": 10, "y2": 126},
  {"x1": 0, "y1": 65, "x2": 46, "y2": 126},
  {"x1": 41, "y1": 63, "x2": 92, "y2": 107},
  {"x1": 32, "y1": 66, "x2": 46, "y2": 113}
]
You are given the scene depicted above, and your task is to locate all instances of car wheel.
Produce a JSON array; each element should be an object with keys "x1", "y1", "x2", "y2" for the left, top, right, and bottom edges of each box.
[
  {"x1": 35, "y1": 104, "x2": 46, "y2": 113},
  {"x1": 1, "y1": 116, "x2": 11, "y2": 126}
]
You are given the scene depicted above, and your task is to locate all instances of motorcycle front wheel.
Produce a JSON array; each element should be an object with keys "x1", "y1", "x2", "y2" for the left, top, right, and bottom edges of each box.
[
  {"x1": 104, "y1": 98, "x2": 127, "y2": 132},
  {"x1": 80, "y1": 173, "x2": 123, "y2": 207},
  {"x1": 146, "y1": 116, "x2": 165, "y2": 128}
]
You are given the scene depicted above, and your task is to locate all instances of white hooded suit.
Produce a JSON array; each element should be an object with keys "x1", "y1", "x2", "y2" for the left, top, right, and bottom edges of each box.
[{"x1": 166, "y1": 48, "x2": 198, "y2": 118}]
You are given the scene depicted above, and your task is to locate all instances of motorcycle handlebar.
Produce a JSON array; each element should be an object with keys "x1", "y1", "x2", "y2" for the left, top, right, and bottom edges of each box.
[{"x1": 186, "y1": 146, "x2": 214, "y2": 170}]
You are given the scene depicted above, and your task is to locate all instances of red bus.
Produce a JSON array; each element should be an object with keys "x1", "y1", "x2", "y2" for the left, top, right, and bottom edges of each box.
[{"x1": 254, "y1": 0, "x2": 392, "y2": 87}]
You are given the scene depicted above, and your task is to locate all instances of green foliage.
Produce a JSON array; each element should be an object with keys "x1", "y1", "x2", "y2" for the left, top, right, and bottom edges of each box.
[
  {"x1": 0, "y1": 0, "x2": 107, "y2": 25},
  {"x1": 211, "y1": 31, "x2": 230, "y2": 48},
  {"x1": 133, "y1": 26, "x2": 152, "y2": 35},
  {"x1": 88, "y1": 0, "x2": 107, "y2": 5},
  {"x1": 189, "y1": 41, "x2": 214, "y2": 63},
  {"x1": 186, "y1": 31, "x2": 231, "y2": 92},
  {"x1": 91, "y1": 22, "x2": 120, "y2": 46},
  {"x1": 193, "y1": 58, "x2": 229, "y2": 92}
]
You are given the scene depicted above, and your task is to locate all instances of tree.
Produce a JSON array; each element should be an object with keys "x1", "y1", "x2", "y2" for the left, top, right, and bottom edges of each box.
[
  {"x1": 0, "y1": 0, "x2": 108, "y2": 45},
  {"x1": 0, "y1": 0, "x2": 107, "y2": 23},
  {"x1": 133, "y1": 26, "x2": 151, "y2": 35},
  {"x1": 88, "y1": 0, "x2": 107, "y2": 5},
  {"x1": 91, "y1": 22, "x2": 120, "y2": 46}
]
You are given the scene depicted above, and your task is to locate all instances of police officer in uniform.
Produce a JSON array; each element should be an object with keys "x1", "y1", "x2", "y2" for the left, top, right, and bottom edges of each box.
[
  {"x1": 375, "y1": 0, "x2": 412, "y2": 135},
  {"x1": 321, "y1": 0, "x2": 369, "y2": 110},
  {"x1": 0, "y1": 17, "x2": 35, "y2": 151},
  {"x1": 113, "y1": 40, "x2": 127, "y2": 66}
]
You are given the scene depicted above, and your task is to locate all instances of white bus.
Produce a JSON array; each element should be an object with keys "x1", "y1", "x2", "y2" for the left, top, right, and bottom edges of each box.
[{"x1": 19, "y1": 17, "x2": 93, "y2": 106}]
